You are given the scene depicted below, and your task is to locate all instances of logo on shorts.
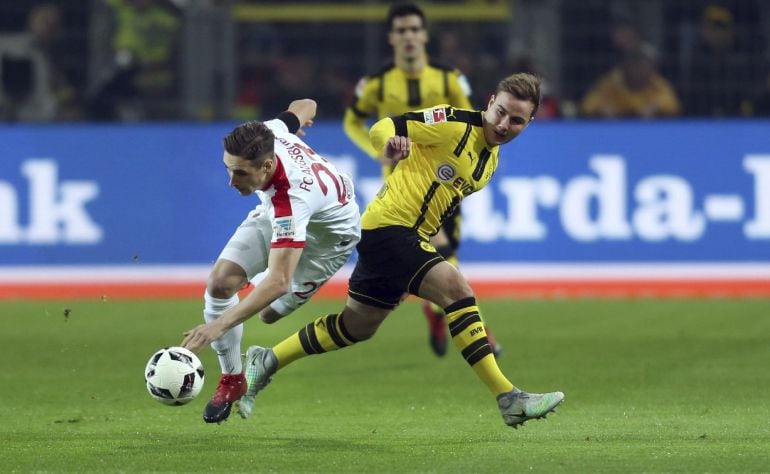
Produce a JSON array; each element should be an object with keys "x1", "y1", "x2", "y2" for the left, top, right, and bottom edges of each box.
[
  {"x1": 420, "y1": 240, "x2": 437, "y2": 253},
  {"x1": 273, "y1": 216, "x2": 295, "y2": 239},
  {"x1": 436, "y1": 163, "x2": 456, "y2": 182},
  {"x1": 423, "y1": 107, "x2": 447, "y2": 125}
]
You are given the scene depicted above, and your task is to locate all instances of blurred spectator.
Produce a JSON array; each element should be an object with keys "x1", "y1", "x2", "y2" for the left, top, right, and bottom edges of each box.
[
  {"x1": 680, "y1": 4, "x2": 755, "y2": 117},
  {"x1": 0, "y1": 4, "x2": 79, "y2": 121},
  {"x1": 437, "y1": 30, "x2": 473, "y2": 81},
  {"x1": 580, "y1": 43, "x2": 681, "y2": 118},
  {"x1": 231, "y1": 22, "x2": 280, "y2": 121},
  {"x1": 510, "y1": 54, "x2": 561, "y2": 119},
  {"x1": 609, "y1": 15, "x2": 643, "y2": 59},
  {"x1": 89, "y1": 0, "x2": 181, "y2": 120},
  {"x1": 258, "y1": 56, "x2": 315, "y2": 119}
]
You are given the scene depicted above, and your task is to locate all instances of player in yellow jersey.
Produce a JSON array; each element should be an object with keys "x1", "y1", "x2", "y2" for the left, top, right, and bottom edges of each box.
[
  {"x1": 223, "y1": 73, "x2": 565, "y2": 429},
  {"x1": 343, "y1": 2, "x2": 501, "y2": 358}
]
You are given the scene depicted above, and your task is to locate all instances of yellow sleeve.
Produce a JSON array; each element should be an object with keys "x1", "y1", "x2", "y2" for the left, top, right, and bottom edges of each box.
[
  {"x1": 447, "y1": 71, "x2": 473, "y2": 109},
  {"x1": 343, "y1": 108, "x2": 378, "y2": 157},
  {"x1": 369, "y1": 106, "x2": 452, "y2": 154},
  {"x1": 343, "y1": 77, "x2": 380, "y2": 158},
  {"x1": 369, "y1": 116, "x2": 396, "y2": 156}
]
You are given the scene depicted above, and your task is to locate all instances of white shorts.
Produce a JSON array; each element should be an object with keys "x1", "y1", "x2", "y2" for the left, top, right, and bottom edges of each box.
[{"x1": 217, "y1": 206, "x2": 359, "y2": 316}]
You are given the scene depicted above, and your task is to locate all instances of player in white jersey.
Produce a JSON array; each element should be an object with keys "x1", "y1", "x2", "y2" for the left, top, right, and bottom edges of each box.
[{"x1": 181, "y1": 99, "x2": 360, "y2": 423}]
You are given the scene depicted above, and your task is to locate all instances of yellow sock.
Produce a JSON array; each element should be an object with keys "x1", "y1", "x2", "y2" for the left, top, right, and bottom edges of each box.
[
  {"x1": 445, "y1": 297, "x2": 514, "y2": 396},
  {"x1": 272, "y1": 313, "x2": 359, "y2": 369}
]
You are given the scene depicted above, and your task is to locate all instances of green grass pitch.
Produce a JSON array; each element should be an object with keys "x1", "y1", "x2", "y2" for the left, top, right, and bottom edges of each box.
[{"x1": 1, "y1": 298, "x2": 769, "y2": 473}]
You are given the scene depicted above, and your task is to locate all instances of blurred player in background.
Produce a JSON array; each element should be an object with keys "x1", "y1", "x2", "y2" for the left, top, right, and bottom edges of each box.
[
  {"x1": 182, "y1": 98, "x2": 360, "y2": 423},
  {"x1": 229, "y1": 73, "x2": 564, "y2": 429},
  {"x1": 343, "y1": 2, "x2": 501, "y2": 358}
]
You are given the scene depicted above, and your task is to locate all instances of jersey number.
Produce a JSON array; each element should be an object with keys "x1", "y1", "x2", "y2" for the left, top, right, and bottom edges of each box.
[
  {"x1": 296, "y1": 143, "x2": 349, "y2": 205},
  {"x1": 293, "y1": 281, "x2": 318, "y2": 300},
  {"x1": 311, "y1": 162, "x2": 349, "y2": 205}
]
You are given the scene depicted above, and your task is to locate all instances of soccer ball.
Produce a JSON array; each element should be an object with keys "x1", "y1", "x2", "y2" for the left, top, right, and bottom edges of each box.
[{"x1": 144, "y1": 346, "x2": 205, "y2": 406}]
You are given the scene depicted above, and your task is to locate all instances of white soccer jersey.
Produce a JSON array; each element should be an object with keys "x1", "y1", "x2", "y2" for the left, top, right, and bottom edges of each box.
[{"x1": 256, "y1": 119, "x2": 359, "y2": 249}]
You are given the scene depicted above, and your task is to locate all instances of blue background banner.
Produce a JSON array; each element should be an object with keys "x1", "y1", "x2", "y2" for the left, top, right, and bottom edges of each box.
[{"x1": 1, "y1": 120, "x2": 769, "y2": 265}]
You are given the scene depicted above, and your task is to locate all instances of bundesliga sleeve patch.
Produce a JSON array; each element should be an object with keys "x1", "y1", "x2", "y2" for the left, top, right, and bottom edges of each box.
[
  {"x1": 423, "y1": 107, "x2": 447, "y2": 125},
  {"x1": 273, "y1": 216, "x2": 295, "y2": 239}
]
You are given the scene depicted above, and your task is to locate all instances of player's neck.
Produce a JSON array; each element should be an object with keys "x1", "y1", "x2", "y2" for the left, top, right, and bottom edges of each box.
[{"x1": 396, "y1": 54, "x2": 426, "y2": 76}]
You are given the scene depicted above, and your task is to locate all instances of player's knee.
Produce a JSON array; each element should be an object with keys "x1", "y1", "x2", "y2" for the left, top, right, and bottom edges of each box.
[
  {"x1": 352, "y1": 325, "x2": 377, "y2": 341},
  {"x1": 206, "y1": 273, "x2": 243, "y2": 300},
  {"x1": 340, "y1": 307, "x2": 380, "y2": 341},
  {"x1": 443, "y1": 276, "x2": 474, "y2": 302},
  {"x1": 258, "y1": 308, "x2": 283, "y2": 324}
]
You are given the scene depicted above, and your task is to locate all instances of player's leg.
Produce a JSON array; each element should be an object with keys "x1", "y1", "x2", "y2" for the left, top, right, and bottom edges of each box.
[
  {"x1": 203, "y1": 207, "x2": 271, "y2": 423},
  {"x1": 257, "y1": 232, "x2": 359, "y2": 324},
  {"x1": 239, "y1": 226, "x2": 411, "y2": 419},
  {"x1": 424, "y1": 227, "x2": 452, "y2": 356},
  {"x1": 238, "y1": 298, "x2": 391, "y2": 419},
  {"x1": 205, "y1": 260, "x2": 247, "y2": 375},
  {"x1": 417, "y1": 262, "x2": 564, "y2": 428},
  {"x1": 274, "y1": 297, "x2": 390, "y2": 368},
  {"x1": 425, "y1": 208, "x2": 502, "y2": 358}
]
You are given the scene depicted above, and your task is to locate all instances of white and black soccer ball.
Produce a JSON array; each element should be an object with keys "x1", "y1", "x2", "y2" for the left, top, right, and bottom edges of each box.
[{"x1": 144, "y1": 346, "x2": 204, "y2": 406}]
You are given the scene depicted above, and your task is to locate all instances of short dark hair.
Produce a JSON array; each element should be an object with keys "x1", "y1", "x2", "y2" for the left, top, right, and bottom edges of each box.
[
  {"x1": 223, "y1": 121, "x2": 275, "y2": 166},
  {"x1": 496, "y1": 73, "x2": 541, "y2": 118},
  {"x1": 387, "y1": 3, "x2": 426, "y2": 30}
]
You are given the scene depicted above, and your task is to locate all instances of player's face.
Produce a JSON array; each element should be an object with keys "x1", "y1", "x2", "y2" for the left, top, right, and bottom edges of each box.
[
  {"x1": 482, "y1": 92, "x2": 535, "y2": 146},
  {"x1": 223, "y1": 151, "x2": 274, "y2": 196},
  {"x1": 389, "y1": 15, "x2": 427, "y2": 61}
]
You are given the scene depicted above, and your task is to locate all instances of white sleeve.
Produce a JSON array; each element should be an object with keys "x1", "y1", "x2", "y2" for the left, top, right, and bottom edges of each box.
[
  {"x1": 265, "y1": 118, "x2": 289, "y2": 136},
  {"x1": 270, "y1": 190, "x2": 312, "y2": 248}
]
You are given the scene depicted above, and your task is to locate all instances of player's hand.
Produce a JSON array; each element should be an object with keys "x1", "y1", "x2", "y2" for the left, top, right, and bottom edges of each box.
[
  {"x1": 181, "y1": 322, "x2": 226, "y2": 353},
  {"x1": 383, "y1": 136, "x2": 411, "y2": 163},
  {"x1": 296, "y1": 119, "x2": 314, "y2": 137}
]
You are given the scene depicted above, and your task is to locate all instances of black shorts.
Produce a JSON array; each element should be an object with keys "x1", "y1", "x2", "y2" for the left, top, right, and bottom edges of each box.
[{"x1": 348, "y1": 226, "x2": 444, "y2": 310}]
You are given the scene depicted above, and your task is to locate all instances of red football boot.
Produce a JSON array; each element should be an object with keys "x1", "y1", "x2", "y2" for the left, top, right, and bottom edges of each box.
[{"x1": 203, "y1": 373, "x2": 246, "y2": 423}]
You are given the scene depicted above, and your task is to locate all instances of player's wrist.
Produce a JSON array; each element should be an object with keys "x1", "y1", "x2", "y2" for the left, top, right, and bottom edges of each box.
[{"x1": 276, "y1": 111, "x2": 301, "y2": 134}]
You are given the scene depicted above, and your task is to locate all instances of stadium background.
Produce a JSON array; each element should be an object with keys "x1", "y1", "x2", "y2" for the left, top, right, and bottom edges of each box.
[
  {"x1": 1, "y1": 0, "x2": 769, "y2": 298},
  {"x1": 3, "y1": 3, "x2": 770, "y2": 473}
]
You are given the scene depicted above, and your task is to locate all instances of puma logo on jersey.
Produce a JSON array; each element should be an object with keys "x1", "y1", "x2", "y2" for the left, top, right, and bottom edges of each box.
[{"x1": 423, "y1": 107, "x2": 447, "y2": 125}]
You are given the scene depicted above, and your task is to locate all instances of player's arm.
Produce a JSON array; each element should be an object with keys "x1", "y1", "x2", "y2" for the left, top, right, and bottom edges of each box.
[
  {"x1": 210, "y1": 247, "x2": 302, "y2": 330},
  {"x1": 369, "y1": 107, "x2": 448, "y2": 161},
  {"x1": 181, "y1": 247, "x2": 302, "y2": 353},
  {"x1": 343, "y1": 77, "x2": 380, "y2": 158},
  {"x1": 275, "y1": 99, "x2": 317, "y2": 136}
]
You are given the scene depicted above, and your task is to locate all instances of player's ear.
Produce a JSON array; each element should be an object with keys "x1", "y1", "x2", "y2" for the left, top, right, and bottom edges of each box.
[
  {"x1": 487, "y1": 94, "x2": 496, "y2": 109},
  {"x1": 263, "y1": 154, "x2": 276, "y2": 171}
]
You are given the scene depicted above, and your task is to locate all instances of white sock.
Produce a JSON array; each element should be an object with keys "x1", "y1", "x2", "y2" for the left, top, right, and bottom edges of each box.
[{"x1": 203, "y1": 291, "x2": 243, "y2": 374}]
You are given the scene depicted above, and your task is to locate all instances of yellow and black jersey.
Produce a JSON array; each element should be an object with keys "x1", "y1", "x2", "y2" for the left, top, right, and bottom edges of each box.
[
  {"x1": 364, "y1": 105, "x2": 498, "y2": 240},
  {"x1": 343, "y1": 61, "x2": 472, "y2": 166}
]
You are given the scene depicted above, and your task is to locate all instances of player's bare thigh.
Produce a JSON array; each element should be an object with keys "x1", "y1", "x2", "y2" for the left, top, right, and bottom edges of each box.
[
  {"x1": 206, "y1": 258, "x2": 248, "y2": 299},
  {"x1": 337, "y1": 296, "x2": 392, "y2": 340},
  {"x1": 417, "y1": 260, "x2": 473, "y2": 308}
]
